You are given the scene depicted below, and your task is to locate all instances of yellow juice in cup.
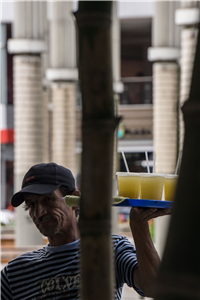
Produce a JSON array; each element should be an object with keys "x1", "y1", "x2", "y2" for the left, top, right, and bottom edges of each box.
[
  {"x1": 164, "y1": 175, "x2": 178, "y2": 201},
  {"x1": 140, "y1": 173, "x2": 165, "y2": 200},
  {"x1": 116, "y1": 172, "x2": 140, "y2": 199}
]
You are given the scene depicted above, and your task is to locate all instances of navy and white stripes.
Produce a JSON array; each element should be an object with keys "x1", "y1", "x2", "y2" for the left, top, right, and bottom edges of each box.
[{"x1": 1, "y1": 234, "x2": 144, "y2": 300}]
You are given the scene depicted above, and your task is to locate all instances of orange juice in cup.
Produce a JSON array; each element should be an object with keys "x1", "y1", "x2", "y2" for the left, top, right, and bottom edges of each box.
[
  {"x1": 164, "y1": 174, "x2": 178, "y2": 201},
  {"x1": 140, "y1": 173, "x2": 165, "y2": 200},
  {"x1": 116, "y1": 172, "x2": 140, "y2": 199}
]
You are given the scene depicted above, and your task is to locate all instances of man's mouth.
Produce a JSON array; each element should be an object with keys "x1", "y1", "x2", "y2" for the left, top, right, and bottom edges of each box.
[
  {"x1": 38, "y1": 220, "x2": 51, "y2": 225},
  {"x1": 35, "y1": 217, "x2": 54, "y2": 226}
]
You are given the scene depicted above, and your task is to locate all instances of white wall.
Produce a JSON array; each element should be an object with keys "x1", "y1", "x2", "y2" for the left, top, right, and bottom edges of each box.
[
  {"x1": 1, "y1": 1, "x2": 155, "y2": 24},
  {"x1": 1, "y1": 1, "x2": 14, "y2": 23},
  {"x1": 0, "y1": 104, "x2": 7, "y2": 129},
  {"x1": 118, "y1": 1, "x2": 154, "y2": 19}
]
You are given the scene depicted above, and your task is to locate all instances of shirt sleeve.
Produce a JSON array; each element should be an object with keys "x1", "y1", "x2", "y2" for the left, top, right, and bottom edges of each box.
[
  {"x1": 1, "y1": 266, "x2": 13, "y2": 300},
  {"x1": 114, "y1": 235, "x2": 145, "y2": 297}
]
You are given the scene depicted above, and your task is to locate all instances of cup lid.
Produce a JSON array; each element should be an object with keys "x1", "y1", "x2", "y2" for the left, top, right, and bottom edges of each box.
[
  {"x1": 116, "y1": 172, "x2": 140, "y2": 176},
  {"x1": 165, "y1": 174, "x2": 179, "y2": 178},
  {"x1": 140, "y1": 173, "x2": 165, "y2": 177}
]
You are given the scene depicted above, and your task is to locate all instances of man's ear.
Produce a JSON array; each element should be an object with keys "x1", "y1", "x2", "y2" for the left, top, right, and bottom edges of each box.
[
  {"x1": 71, "y1": 189, "x2": 80, "y2": 197},
  {"x1": 71, "y1": 189, "x2": 80, "y2": 211}
]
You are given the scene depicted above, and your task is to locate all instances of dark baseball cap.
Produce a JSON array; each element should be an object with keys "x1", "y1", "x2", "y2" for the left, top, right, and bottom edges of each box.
[{"x1": 11, "y1": 163, "x2": 76, "y2": 207}]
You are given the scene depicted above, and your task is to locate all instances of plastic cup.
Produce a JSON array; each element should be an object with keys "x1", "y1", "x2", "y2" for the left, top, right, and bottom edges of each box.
[
  {"x1": 140, "y1": 173, "x2": 165, "y2": 200},
  {"x1": 164, "y1": 174, "x2": 178, "y2": 201},
  {"x1": 116, "y1": 172, "x2": 140, "y2": 199}
]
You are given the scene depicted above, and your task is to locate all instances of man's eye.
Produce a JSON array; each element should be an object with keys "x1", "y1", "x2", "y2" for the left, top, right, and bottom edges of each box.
[
  {"x1": 24, "y1": 202, "x2": 34, "y2": 211},
  {"x1": 47, "y1": 197, "x2": 54, "y2": 201}
]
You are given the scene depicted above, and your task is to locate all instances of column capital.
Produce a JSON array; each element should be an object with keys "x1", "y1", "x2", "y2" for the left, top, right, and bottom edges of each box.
[
  {"x1": 175, "y1": 8, "x2": 200, "y2": 26},
  {"x1": 113, "y1": 81, "x2": 124, "y2": 94},
  {"x1": 46, "y1": 68, "x2": 78, "y2": 82},
  {"x1": 8, "y1": 39, "x2": 47, "y2": 54},
  {"x1": 148, "y1": 47, "x2": 180, "y2": 62}
]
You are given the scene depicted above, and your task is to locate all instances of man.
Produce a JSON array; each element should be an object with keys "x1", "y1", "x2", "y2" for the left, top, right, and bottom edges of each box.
[{"x1": 1, "y1": 162, "x2": 170, "y2": 300}]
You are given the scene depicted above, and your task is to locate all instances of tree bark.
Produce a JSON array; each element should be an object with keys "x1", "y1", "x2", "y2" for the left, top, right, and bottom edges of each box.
[
  {"x1": 154, "y1": 21, "x2": 200, "y2": 300},
  {"x1": 74, "y1": 2, "x2": 119, "y2": 300}
]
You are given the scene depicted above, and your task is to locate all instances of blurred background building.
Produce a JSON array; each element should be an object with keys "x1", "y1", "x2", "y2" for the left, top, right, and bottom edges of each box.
[
  {"x1": 1, "y1": 2, "x2": 200, "y2": 297},
  {"x1": 1, "y1": 1, "x2": 155, "y2": 210}
]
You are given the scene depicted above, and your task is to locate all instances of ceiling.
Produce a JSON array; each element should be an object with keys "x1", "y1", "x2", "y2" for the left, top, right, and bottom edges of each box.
[
  {"x1": 121, "y1": 18, "x2": 152, "y2": 36},
  {"x1": 121, "y1": 18, "x2": 152, "y2": 50}
]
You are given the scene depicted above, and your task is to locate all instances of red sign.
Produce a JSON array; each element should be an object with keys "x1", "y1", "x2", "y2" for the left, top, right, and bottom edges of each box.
[{"x1": 0, "y1": 129, "x2": 14, "y2": 144}]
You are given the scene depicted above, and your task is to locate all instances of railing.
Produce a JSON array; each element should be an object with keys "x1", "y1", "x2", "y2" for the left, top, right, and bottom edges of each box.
[{"x1": 120, "y1": 76, "x2": 152, "y2": 105}]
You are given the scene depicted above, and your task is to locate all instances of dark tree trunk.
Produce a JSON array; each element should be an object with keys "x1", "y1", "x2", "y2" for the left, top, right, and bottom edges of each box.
[
  {"x1": 74, "y1": 2, "x2": 119, "y2": 300},
  {"x1": 154, "y1": 21, "x2": 200, "y2": 300}
]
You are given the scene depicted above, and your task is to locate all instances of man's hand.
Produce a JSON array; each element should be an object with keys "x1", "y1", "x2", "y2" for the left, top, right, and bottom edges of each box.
[{"x1": 129, "y1": 207, "x2": 171, "y2": 227}]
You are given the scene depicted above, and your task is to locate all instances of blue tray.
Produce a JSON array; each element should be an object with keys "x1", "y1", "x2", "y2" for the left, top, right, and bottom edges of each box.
[{"x1": 114, "y1": 199, "x2": 173, "y2": 209}]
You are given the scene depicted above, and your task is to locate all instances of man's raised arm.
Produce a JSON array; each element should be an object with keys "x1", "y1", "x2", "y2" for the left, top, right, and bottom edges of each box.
[{"x1": 129, "y1": 207, "x2": 171, "y2": 297}]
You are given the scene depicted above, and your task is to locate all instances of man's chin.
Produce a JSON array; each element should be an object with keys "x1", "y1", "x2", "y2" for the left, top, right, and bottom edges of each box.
[
  {"x1": 38, "y1": 228, "x2": 58, "y2": 237},
  {"x1": 36, "y1": 224, "x2": 58, "y2": 237}
]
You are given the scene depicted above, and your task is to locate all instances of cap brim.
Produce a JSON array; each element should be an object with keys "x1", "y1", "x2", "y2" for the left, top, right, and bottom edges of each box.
[{"x1": 11, "y1": 184, "x2": 60, "y2": 207}]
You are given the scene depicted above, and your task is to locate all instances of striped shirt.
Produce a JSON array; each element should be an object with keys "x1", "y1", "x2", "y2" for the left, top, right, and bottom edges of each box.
[{"x1": 1, "y1": 234, "x2": 144, "y2": 300}]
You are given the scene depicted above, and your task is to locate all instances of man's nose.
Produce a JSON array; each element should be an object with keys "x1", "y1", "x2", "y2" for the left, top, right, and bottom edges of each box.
[{"x1": 33, "y1": 203, "x2": 47, "y2": 219}]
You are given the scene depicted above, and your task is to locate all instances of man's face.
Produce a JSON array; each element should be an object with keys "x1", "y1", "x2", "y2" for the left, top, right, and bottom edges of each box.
[{"x1": 24, "y1": 188, "x2": 75, "y2": 238}]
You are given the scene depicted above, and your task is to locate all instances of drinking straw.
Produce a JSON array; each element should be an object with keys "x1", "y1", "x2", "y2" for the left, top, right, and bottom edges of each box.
[
  {"x1": 121, "y1": 151, "x2": 129, "y2": 173},
  {"x1": 153, "y1": 153, "x2": 156, "y2": 173},
  {"x1": 145, "y1": 151, "x2": 150, "y2": 173},
  {"x1": 175, "y1": 150, "x2": 182, "y2": 175}
]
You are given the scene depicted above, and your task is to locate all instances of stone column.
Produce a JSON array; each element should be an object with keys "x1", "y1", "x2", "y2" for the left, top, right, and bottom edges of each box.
[
  {"x1": 111, "y1": 2, "x2": 122, "y2": 234},
  {"x1": 148, "y1": 1, "x2": 181, "y2": 257},
  {"x1": 46, "y1": 1, "x2": 77, "y2": 177},
  {"x1": 153, "y1": 62, "x2": 179, "y2": 174},
  {"x1": 42, "y1": 87, "x2": 50, "y2": 163},
  {"x1": 175, "y1": 1, "x2": 200, "y2": 150},
  {"x1": 1, "y1": 24, "x2": 8, "y2": 209},
  {"x1": 1, "y1": 146, "x2": 6, "y2": 208},
  {"x1": 8, "y1": 1, "x2": 47, "y2": 246},
  {"x1": 51, "y1": 82, "x2": 76, "y2": 173}
]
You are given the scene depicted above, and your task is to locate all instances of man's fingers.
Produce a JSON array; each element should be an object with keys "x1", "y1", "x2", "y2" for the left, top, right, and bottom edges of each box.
[
  {"x1": 150, "y1": 208, "x2": 172, "y2": 219},
  {"x1": 130, "y1": 207, "x2": 172, "y2": 222},
  {"x1": 142, "y1": 208, "x2": 160, "y2": 221},
  {"x1": 130, "y1": 207, "x2": 158, "y2": 222}
]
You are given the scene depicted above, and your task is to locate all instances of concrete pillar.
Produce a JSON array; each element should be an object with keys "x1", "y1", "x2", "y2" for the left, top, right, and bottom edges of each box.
[
  {"x1": 51, "y1": 83, "x2": 76, "y2": 175},
  {"x1": 46, "y1": 1, "x2": 77, "y2": 177},
  {"x1": 42, "y1": 88, "x2": 50, "y2": 163},
  {"x1": 1, "y1": 24, "x2": 7, "y2": 105},
  {"x1": 112, "y1": 2, "x2": 123, "y2": 94},
  {"x1": 179, "y1": 29, "x2": 198, "y2": 150},
  {"x1": 148, "y1": 1, "x2": 181, "y2": 257},
  {"x1": 1, "y1": 25, "x2": 8, "y2": 209},
  {"x1": 14, "y1": 56, "x2": 43, "y2": 171},
  {"x1": 1, "y1": 156, "x2": 6, "y2": 209},
  {"x1": 175, "y1": 1, "x2": 199, "y2": 150},
  {"x1": 152, "y1": 2, "x2": 180, "y2": 48},
  {"x1": 8, "y1": 1, "x2": 47, "y2": 246},
  {"x1": 180, "y1": 0, "x2": 199, "y2": 8},
  {"x1": 13, "y1": 55, "x2": 45, "y2": 246},
  {"x1": 148, "y1": 1, "x2": 180, "y2": 174},
  {"x1": 153, "y1": 62, "x2": 179, "y2": 174},
  {"x1": 13, "y1": 56, "x2": 46, "y2": 247},
  {"x1": 111, "y1": 2, "x2": 122, "y2": 234},
  {"x1": 49, "y1": 2, "x2": 76, "y2": 69},
  {"x1": 13, "y1": 2, "x2": 47, "y2": 40}
]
